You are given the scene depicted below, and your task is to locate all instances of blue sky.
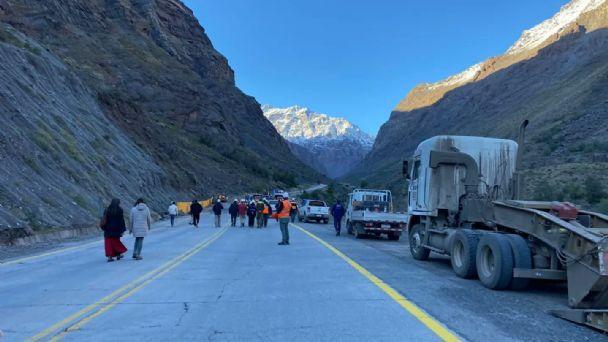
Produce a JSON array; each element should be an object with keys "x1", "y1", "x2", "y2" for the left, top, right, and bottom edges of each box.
[{"x1": 184, "y1": 0, "x2": 568, "y2": 135}]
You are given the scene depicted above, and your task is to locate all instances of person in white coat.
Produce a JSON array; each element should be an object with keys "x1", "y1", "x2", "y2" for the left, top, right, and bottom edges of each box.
[
  {"x1": 168, "y1": 201, "x2": 178, "y2": 227},
  {"x1": 130, "y1": 198, "x2": 152, "y2": 260}
]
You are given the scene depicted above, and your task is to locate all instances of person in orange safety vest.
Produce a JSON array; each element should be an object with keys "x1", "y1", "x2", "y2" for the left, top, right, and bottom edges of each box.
[{"x1": 276, "y1": 196, "x2": 292, "y2": 245}]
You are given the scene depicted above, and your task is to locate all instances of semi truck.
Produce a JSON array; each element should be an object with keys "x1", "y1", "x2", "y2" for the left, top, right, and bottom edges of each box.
[
  {"x1": 346, "y1": 189, "x2": 408, "y2": 240},
  {"x1": 403, "y1": 121, "x2": 608, "y2": 331}
]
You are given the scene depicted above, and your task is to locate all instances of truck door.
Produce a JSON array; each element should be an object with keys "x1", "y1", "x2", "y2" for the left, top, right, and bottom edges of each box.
[{"x1": 408, "y1": 157, "x2": 422, "y2": 211}]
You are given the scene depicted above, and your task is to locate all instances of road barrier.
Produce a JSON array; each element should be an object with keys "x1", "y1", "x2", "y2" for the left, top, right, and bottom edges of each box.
[{"x1": 176, "y1": 198, "x2": 212, "y2": 214}]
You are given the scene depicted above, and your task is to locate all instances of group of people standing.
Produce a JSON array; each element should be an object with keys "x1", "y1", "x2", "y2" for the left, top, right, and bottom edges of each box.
[{"x1": 100, "y1": 198, "x2": 152, "y2": 262}]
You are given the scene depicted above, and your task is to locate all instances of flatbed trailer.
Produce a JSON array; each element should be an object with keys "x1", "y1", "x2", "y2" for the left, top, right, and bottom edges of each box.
[{"x1": 404, "y1": 122, "x2": 608, "y2": 332}]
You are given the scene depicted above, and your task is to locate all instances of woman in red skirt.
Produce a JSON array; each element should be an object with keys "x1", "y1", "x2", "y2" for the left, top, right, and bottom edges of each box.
[{"x1": 100, "y1": 198, "x2": 128, "y2": 262}]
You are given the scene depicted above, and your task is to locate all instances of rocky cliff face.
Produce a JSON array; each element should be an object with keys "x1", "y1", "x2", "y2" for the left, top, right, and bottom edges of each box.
[
  {"x1": 263, "y1": 105, "x2": 373, "y2": 178},
  {"x1": 352, "y1": 0, "x2": 608, "y2": 209},
  {"x1": 0, "y1": 0, "x2": 317, "y2": 238}
]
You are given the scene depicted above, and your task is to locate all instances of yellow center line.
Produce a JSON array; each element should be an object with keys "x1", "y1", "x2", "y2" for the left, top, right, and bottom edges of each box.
[
  {"x1": 28, "y1": 228, "x2": 227, "y2": 342},
  {"x1": 293, "y1": 223, "x2": 461, "y2": 342}
]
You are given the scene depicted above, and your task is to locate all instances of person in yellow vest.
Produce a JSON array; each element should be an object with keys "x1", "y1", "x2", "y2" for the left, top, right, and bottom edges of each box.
[{"x1": 276, "y1": 195, "x2": 292, "y2": 245}]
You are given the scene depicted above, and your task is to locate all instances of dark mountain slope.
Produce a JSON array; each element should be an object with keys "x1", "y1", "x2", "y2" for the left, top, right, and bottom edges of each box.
[
  {"x1": 0, "y1": 0, "x2": 318, "y2": 237},
  {"x1": 349, "y1": 22, "x2": 608, "y2": 209}
]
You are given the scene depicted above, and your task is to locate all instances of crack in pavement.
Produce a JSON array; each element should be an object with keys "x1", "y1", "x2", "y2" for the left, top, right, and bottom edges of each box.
[{"x1": 175, "y1": 302, "x2": 190, "y2": 327}]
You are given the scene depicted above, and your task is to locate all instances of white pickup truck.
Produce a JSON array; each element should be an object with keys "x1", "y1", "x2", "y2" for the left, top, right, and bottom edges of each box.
[
  {"x1": 298, "y1": 199, "x2": 330, "y2": 223},
  {"x1": 346, "y1": 189, "x2": 408, "y2": 240}
]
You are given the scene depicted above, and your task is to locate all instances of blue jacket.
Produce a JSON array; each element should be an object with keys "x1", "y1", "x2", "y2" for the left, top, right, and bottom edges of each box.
[
  {"x1": 331, "y1": 203, "x2": 346, "y2": 219},
  {"x1": 212, "y1": 202, "x2": 223, "y2": 215}
]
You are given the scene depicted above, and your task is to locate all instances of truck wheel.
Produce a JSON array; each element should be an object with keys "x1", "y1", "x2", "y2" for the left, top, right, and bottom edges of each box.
[
  {"x1": 347, "y1": 221, "x2": 353, "y2": 234},
  {"x1": 476, "y1": 233, "x2": 514, "y2": 290},
  {"x1": 409, "y1": 224, "x2": 430, "y2": 260},
  {"x1": 354, "y1": 224, "x2": 365, "y2": 239},
  {"x1": 450, "y1": 229, "x2": 480, "y2": 279},
  {"x1": 298, "y1": 216, "x2": 302, "y2": 222},
  {"x1": 505, "y1": 234, "x2": 532, "y2": 290},
  {"x1": 323, "y1": 219, "x2": 328, "y2": 224},
  {"x1": 387, "y1": 232, "x2": 399, "y2": 241}
]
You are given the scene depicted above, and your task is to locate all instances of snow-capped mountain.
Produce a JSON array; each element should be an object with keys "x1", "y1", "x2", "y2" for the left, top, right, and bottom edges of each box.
[
  {"x1": 396, "y1": 0, "x2": 608, "y2": 112},
  {"x1": 507, "y1": 0, "x2": 605, "y2": 55},
  {"x1": 262, "y1": 105, "x2": 374, "y2": 146},
  {"x1": 263, "y1": 105, "x2": 374, "y2": 178}
]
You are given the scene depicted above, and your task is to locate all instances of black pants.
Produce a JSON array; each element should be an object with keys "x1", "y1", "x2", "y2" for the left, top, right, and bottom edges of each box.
[
  {"x1": 170, "y1": 215, "x2": 176, "y2": 227},
  {"x1": 231, "y1": 215, "x2": 237, "y2": 226},
  {"x1": 248, "y1": 215, "x2": 255, "y2": 227},
  {"x1": 192, "y1": 214, "x2": 200, "y2": 227},
  {"x1": 334, "y1": 217, "x2": 342, "y2": 232}
]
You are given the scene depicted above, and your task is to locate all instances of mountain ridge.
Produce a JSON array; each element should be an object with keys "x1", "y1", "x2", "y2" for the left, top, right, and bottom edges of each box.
[
  {"x1": 351, "y1": 0, "x2": 608, "y2": 210},
  {"x1": 263, "y1": 105, "x2": 373, "y2": 179}
]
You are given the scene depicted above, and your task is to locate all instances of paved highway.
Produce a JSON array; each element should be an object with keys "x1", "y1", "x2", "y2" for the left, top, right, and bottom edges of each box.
[{"x1": 0, "y1": 212, "x2": 605, "y2": 341}]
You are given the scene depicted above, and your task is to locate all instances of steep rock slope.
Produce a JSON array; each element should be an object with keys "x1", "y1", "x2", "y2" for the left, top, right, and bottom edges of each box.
[
  {"x1": 0, "y1": 0, "x2": 317, "y2": 237},
  {"x1": 263, "y1": 105, "x2": 374, "y2": 178},
  {"x1": 352, "y1": 0, "x2": 608, "y2": 208}
]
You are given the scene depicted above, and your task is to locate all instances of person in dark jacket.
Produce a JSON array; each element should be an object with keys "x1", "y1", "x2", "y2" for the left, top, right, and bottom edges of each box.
[
  {"x1": 100, "y1": 198, "x2": 127, "y2": 262},
  {"x1": 228, "y1": 199, "x2": 239, "y2": 227},
  {"x1": 330, "y1": 199, "x2": 346, "y2": 236},
  {"x1": 290, "y1": 199, "x2": 298, "y2": 223},
  {"x1": 247, "y1": 201, "x2": 257, "y2": 227},
  {"x1": 190, "y1": 200, "x2": 203, "y2": 228},
  {"x1": 212, "y1": 200, "x2": 224, "y2": 228}
]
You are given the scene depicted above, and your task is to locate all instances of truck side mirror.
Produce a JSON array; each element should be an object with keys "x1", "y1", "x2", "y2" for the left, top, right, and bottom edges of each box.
[{"x1": 402, "y1": 160, "x2": 410, "y2": 180}]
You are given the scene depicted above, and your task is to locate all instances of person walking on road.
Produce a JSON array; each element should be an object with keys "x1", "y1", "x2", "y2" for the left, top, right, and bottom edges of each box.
[
  {"x1": 290, "y1": 199, "x2": 298, "y2": 223},
  {"x1": 262, "y1": 200, "x2": 272, "y2": 227},
  {"x1": 276, "y1": 195, "x2": 292, "y2": 245},
  {"x1": 256, "y1": 200, "x2": 265, "y2": 228},
  {"x1": 238, "y1": 200, "x2": 247, "y2": 227},
  {"x1": 229, "y1": 199, "x2": 239, "y2": 227},
  {"x1": 100, "y1": 198, "x2": 127, "y2": 262},
  {"x1": 330, "y1": 199, "x2": 346, "y2": 236},
  {"x1": 168, "y1": 201, "x2": 178, "y2": 227},
  {"x1": 130, "y1": 198, "x2": 152, "y2": 260},
  {"x1": 212, "y1": 199, "x2": 224, "y2": 228},
  {"x1": 190, "y1": 200, "x2": 203, "y2": 228},
  {"x1": 247, "y1": 201, "x2": 257, "y2": 227}
]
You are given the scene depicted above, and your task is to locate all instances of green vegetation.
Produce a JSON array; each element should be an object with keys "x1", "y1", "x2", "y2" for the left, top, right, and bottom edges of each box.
[
  {"x1": 0, "y1": 27, "x2": 41, "y2": 55},
  {"x1": 533, "y1": 176, "x2": 608, "y2": 212},
  {"x1": 303, "y1": 182, "x2": 353, "y2": 205},
  {"x1": 272, "y1": 172, "x2": 297, "y2": 188}
]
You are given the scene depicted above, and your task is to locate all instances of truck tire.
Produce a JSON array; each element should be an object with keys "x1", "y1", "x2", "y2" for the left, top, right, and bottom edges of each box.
[
  {"x1": 354, "y1": 223, "x2": 365, "y2": 239},
  {"x1": 347, "y1": 221, "x2": 353, "y2": 235},
  {"x1": 298, "y1": 215, "x2": 303, "y2": 222},
  {"x1": 387, "y1": 232, "x2": 400, "y2": 241},
  {"x1": 323, "y1": 219, "x2": 328, "y2": 224},
  {"x1": 505, "y1": 234, "x2": 532, "y2": 290},
  {"x1": 450, "y1": 229, "x2": 480, "y2": 279},
  {"x1": 476, "y1": 233, "x2": 514, "y2": 290},
  {"x1": 409, "y1": 224, "x2": 430, "y2": 260}
]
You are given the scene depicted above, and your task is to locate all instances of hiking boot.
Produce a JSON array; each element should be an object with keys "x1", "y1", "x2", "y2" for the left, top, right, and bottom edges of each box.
[
  {"x1": 107, "y1": 257, "x2": 115, "y2": 262},
  {"x1": 278, "y1": 242, "x2": 286, "y2": 245},
  {"x1": 117, "y1": 254, "x2": 124, "y2": 260},
  {"x1": 135, "y1": 256, "x2": 143, "y2": 260}
]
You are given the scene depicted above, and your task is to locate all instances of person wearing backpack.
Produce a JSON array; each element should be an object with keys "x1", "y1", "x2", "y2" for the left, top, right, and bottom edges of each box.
[{"x1": 100, "y1": 198, "x2": 127, "y2": 262}]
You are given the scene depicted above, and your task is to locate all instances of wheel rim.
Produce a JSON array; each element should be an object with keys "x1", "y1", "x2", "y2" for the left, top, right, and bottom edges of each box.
[
  {"x1": 411, "y1": 231, "x2": 422, "y2": 252},
  {"x1": 453, "y1": 241, "x2": 464, "y2": 268},
  {"x1": 479, "y1": 246, "x2": 495, "y2": 278}
]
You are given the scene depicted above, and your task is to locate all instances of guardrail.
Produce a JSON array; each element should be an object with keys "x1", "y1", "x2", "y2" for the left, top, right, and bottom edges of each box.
[{"x1": 176, "y1": 198, "x2": 212, "y2": 214}]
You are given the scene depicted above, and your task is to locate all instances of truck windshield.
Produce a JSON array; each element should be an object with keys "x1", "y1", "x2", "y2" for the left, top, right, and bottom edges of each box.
[{"x1": 308, "y1": 201, "x2": 326, "y2": 207}]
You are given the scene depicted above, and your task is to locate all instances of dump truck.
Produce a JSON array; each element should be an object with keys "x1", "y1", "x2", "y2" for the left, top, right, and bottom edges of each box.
[
  {"x1": 403, "y1": 121, "x2": 608, "y2": 332},
  {"x1": 346, "y1": 189, "x2": 408, "y2": 240}
]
